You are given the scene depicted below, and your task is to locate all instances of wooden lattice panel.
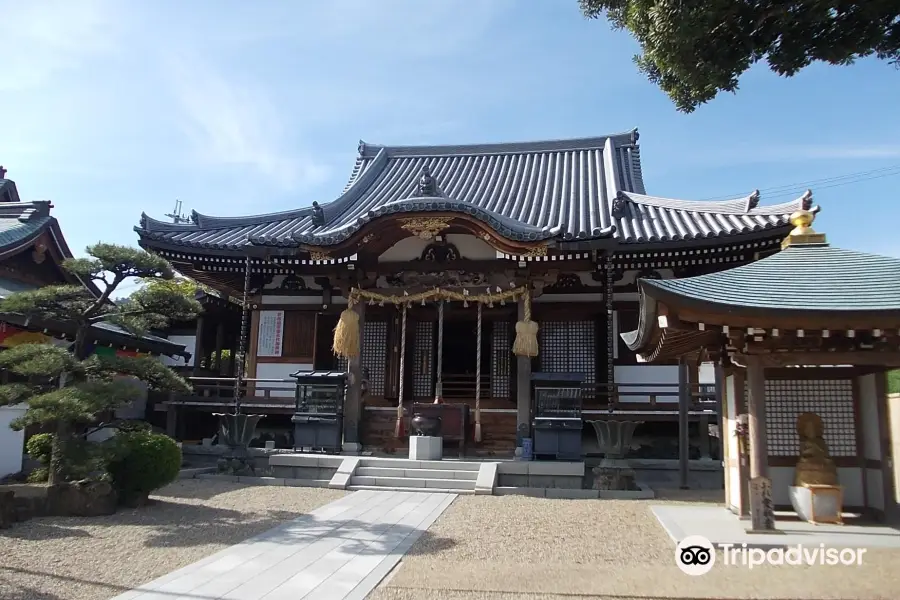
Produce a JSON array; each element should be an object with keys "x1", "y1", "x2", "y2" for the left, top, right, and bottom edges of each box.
[
  {"x1": 762, "y1": 378, "x2": 856, "y2": 457},
  {"x1": 413, "y1": 320, "x2": 434, "y2": 398},
  {"x1": 361, "y1": 321, "x2": 387, "y2": 396},
  {"x1": 491, "y1": 321, "x2": 511, "y2": 398},
  {"x1": 538, "y1": 321, "x2": 595, "y2": 383}
]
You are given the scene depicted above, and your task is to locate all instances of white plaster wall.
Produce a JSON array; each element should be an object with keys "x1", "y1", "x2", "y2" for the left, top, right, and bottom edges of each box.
[
  {"x1": 0, "y1": 405, "x2": 26, "y2": 478},
  {"x1": 378, "y1": 234, "x2": 497, "y2": 262},
  {"x1": 254, "y1": 363, "x2": 312, "y2": 397},
  {"x1": 770, "y1": 466, "x2": 864, "y2": 507},
  {"x1": 724, "y1": 375, "x2": 742, "y2": 512},
  {"x1": 699, "y1": 363, "x2": 715, "y2": 385},
  {"x1": 614, "y1": 365, "x2": 678, "y2": 402},
  {"x1": 867, "y1": 469, "x2": 885, "y2": 510},
  {"x1": 858, "y1": 374, "x2": 881, "y2": 461},
  {"x1": 160, "y1": 335, "x2": 196, "y2": 367}
]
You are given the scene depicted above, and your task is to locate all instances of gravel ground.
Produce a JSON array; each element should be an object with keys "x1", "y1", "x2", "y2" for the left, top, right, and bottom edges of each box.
[
  {"x1": 0, "y1": 479, "x2": 345, "y2": 600},
  {"x1": 368, "y1": 494, "x2": 900, "y2": 600}
]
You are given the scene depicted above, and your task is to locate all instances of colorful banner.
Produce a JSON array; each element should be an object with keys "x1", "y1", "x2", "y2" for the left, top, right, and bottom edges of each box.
[{"x1": 0, "y1": 322, "x2": 52, "y2": 347}]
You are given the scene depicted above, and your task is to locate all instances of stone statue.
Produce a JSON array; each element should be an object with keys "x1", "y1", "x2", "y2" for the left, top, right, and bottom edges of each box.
[
  {"x1": 417, "y1": 166, "x2": 437, "y2": 197},
  {"x1": 311, "y1": 201, "x2": 325, "y2": 227},
  {"x1": 793, "y1": 412, "x2": 838, "y2": 486}
]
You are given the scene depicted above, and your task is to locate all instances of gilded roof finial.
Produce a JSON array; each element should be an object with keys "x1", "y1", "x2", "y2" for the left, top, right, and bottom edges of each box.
[{"x1": 782, "y1": 202, "x2": 827, "y2": 250}]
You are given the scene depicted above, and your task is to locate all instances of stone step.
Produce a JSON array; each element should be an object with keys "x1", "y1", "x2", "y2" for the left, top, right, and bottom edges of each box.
[
  {"x1": 349, "y1": 475, "x2": 477, "y2": 490},
  {"x1": 355, "y1": 466, "x2": 478, "y2": 481},
  {"x1": 347, "y1": 484, "x2": 473, "y2": 495},
  {"x1": 358, "y1": 458, "x2": 481, "y2": 471}
]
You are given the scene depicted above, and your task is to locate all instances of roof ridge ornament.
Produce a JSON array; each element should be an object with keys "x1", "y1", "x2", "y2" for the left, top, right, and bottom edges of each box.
[
  {"x1": 747, "y1": 190, "x2": 760, "y2": 211},
  {"x1": 311, "y1": 201, "x2": 326, "y2": 227},
  {"x1": 0, "y1": 165, "x2": 6, "y2": 179},
  {"x1": 611, "y1": 191, "x2": 628, "y2": 218},
  {"x1": 800, "y1": 189, "x2": 813, "y2": 211},
  {"x1": 782, "y1": 200, "x2": 827, "y2": 250},
  {"x1": 416, "y1": 165, "x2": 440, "y2": 197},
  {"x1": 358, "y1": 140, "x2": 367, "y2": 156}
]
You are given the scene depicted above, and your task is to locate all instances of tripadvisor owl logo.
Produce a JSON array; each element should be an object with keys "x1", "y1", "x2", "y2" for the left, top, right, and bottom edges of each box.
[{"x1": 675, "y1": 535, "x2": 716, "y2": 576}]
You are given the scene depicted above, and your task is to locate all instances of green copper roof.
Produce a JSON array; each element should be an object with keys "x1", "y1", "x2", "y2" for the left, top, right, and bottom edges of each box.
[
  {"x1": 0, "y1": 201, "x2": 52, "y2": 252},
  {"x1": 640, "y1": 244, "x2": 900, "y2": 313}
]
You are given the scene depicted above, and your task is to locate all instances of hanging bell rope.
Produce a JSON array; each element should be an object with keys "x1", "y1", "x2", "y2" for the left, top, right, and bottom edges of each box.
[
  {"x1": 333, "y1": 298, "x2": 360, "y2": 358},
  {"x1": 512, "y1": 290, "x2": 539, "y2": 357},
  {"x1": 434, "y1": 300, "x2": 444, "y2": 403},
  {"x1": 474, "y1": 301, "x2": 483, "y2": 442},
  {"x1": 395, "y1": 302, "x2": 408, "y2": 438}
]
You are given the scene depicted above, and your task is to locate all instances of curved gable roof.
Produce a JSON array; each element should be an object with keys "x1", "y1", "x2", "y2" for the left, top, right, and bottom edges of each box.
[{"x1": 135, "y1": 130, "x2": 806, "y2": 252}]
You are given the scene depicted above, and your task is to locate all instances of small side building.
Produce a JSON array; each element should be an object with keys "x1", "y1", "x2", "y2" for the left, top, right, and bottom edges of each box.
[{"x1": 622, "y1": 208, "x2": 900, "y2": 523}]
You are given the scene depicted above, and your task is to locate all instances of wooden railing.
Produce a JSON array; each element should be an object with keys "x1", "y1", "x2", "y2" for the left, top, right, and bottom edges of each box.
[
  {"x1": 581, "y1": 382, "x2": 716, "y2": 411},
  {"x1": 169, "y1": 377, "x2": 717, "y2": 413}
]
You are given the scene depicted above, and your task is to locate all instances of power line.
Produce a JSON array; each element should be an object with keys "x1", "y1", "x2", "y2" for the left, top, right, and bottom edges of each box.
[
  {"x1": 698, "y1": 164, "x2": 900, "y2": 202},
  {"x1": 758, "y1": 169, "x2": 900, "y2": 202}
]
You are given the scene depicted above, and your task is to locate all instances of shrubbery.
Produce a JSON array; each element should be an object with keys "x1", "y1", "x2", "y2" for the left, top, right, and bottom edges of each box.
[
  {"x1": 25, "y1": 433, "x2": 104, "y2": 483},
  {"x1": 105, "y1": 431, "x2": 182, "y2": 506}
]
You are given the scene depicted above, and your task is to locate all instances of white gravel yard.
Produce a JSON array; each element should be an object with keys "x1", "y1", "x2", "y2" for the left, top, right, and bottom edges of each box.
[
  {"x1": 369, "y1": 494, "x2": 900, "y2": 600},
  {"x1": 0, "y1": 479, "x2": 345, "y2": 600}
]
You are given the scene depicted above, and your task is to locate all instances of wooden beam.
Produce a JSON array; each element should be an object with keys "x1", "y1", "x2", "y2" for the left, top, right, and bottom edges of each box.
[
  {"x1": 738, "y1": 351, "x2": 900, "y2": 368},
  {"x1": 745, "y1": 355, "x2": 769, "y2": 479}
]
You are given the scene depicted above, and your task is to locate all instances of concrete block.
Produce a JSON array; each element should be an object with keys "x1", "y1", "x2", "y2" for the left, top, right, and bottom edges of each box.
[
  {"x1": 545, "y1": 488, "x2": 600, "y2": 500},
  {"x1": 269, "y1": 454, "x2": 321, "y2": 468},
  {"x1": 329, "y1": 457, "x2": 359, "y2": 489},
  {"x1": 527, "y1": 461, "x2": 584, "y2": 477},
  {"x1": 498, "y1": 474, "x2": 529, "y2": 487},
  {"x1": 283, "y1": 478, "x2": 330, "y2": 488},
  {"x1": 596, "y1": 484, "x2": 655, "y2": 500},
  {"x1": 336, "y1": 457, "x2": 361, "y2": 475},
  {"x1": 409, "y1": 436, "x2": 442, "y2": 461},
  {"x1": 475, "y1": 462, "x2": 498, "y2": 495},
  {"x1": 270, "y1": 466, "x2": 294, "y2": 479},
  {"x1": 494, "y1": 487, "x2": 546, "y2": 497},
  {"x1": 496, "y1": 461, "x2": 529, "y2": 475}
]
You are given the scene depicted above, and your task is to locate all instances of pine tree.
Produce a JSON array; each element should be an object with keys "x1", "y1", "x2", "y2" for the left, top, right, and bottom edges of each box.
[{"x1": 0, "y1": 244, "x2": 202, "y2": 483}]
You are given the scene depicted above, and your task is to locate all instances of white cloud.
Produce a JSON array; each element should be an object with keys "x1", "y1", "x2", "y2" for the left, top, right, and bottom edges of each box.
[
  {"x1": 0, "y1": 0, "x2": 120, "y2": 91},
  {"x1": 161, "y1": 50, "x2": 330, "y2": 192}
]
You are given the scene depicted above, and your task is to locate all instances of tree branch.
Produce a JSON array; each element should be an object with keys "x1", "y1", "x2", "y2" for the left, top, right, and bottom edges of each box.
[{"x1": 82, "y1": 274, "x2": 124, "y2": 320}]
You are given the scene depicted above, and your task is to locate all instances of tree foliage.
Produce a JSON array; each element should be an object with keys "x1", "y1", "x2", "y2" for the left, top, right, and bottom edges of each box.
[
  {"x1": 580, "y1": 0, "x2": 900, "y2": 112},
  {"x1": 0, "y1": 243, "x2": 201, "y2": 483}
]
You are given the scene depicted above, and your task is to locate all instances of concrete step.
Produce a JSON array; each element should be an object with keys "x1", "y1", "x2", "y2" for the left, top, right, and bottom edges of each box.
[
  {"x1": 359, "y1": 458, "x2": 481, "y2": 471},
  {"x1": 347, "y1": 484, "x2": 473, "y2": 495},
  {"x1": 349, "y1": 475, "x2": 476, "y2": 490},
  {"x1": 355, "y1": 466, "x2": 478, "y2": 481}
]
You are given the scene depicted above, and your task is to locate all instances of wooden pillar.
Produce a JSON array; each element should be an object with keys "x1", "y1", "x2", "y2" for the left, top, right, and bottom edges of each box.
[
  {"x1": 678, "y1": 358, "x2": 690, "y2": 489},
  {"x1": 343, "y1": 301, "x2": 365, "y2": 452},
  {"x1": 734, "y1": 369, "x2": 750, "y2": 517},
  {"x1": 746, "y1": 356, "x2": 769, "y2": 479},
  {"x1": 515, "y1": 293, "x2": 531, "y2": 448},
  {"x1": 191, "y1": 316, "x2": 205, "y2": 377},
  {"x1": 714, "y1": 363, "x2": 725, "y2": 468},
  {"x1": 213, "y1": 321, "x2": 225, "y2": 374}
]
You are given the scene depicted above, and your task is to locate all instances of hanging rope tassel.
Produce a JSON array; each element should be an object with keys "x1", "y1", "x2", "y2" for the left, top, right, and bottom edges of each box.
[
  {"x1": 434, "y1": 299, "x2": 444, "y2": 404},
  {"x1": 395, "y1": 302, "x2": 408, "y2": 438},
  {"x1": 333, "y1": 295, "x2": 360, "y2": 358},
  {"x1": 474, "y1": 301, "x2": 483, "y2": 442},
  {"x1": 513, "y1": 290, "x2": 539, "y2": 357}
]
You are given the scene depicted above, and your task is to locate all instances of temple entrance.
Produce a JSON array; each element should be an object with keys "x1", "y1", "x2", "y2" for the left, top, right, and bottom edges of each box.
[{"x1": 438, "y1": 315, "x2": 491, "y2": 400}]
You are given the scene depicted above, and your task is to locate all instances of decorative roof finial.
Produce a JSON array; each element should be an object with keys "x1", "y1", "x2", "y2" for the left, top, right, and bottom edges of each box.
[
  {"x1": 630, "y1": 128, "x2": 640, "y2": 144},
  {"x1": 747, "y1": 189, "x2": 760, "y2": 211},
  {"x1": 311, "y1": 201, "x2": 325, "y2": 227},
  {"x1": 416, "y1": 165, "x2": 438, "y2": 197},
  {"x1": 781, "y1": 206, "x2": 827, "y2": 250},
  {"x1": 0, "y1": 166, "x2": 7, "y2": 179},
  {"x1": 357, "y1": 140, "x2": 367, "y2": 156},
  {"x1": 800, "y1": 189, "x2": 813, "y2": 211}
]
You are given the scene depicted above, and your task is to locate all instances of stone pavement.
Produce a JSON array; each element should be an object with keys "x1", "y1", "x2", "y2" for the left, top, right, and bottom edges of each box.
[
  {"x1": 652, "y1": 505, "x2": 900, "y2": 549},
  {"x1": 110, "y1": 489, "x2": 456, "y2": 600}
]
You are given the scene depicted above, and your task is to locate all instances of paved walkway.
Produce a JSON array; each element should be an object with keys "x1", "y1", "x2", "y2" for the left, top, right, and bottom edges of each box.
[
  {"x1": 653, "y1": 504, "x2": 900, "y2": 549},
  {"x1": 112, "y1": 489, "x2": 456, "y2": 600}
]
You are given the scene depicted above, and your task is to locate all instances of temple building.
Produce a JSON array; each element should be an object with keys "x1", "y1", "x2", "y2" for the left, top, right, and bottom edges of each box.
[{"x1": 134, "y1": 130, "x2": 814, "y2": 457}]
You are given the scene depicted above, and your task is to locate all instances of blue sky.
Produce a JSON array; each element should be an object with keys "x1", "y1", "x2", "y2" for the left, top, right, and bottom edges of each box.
[{"x1": 3, "y1": 0, "x2": 899, "y2": 294}]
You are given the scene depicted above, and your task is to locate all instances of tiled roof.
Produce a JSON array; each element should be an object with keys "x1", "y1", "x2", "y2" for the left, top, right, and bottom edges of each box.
[
  {"x1": 638, "y1": 244, "x2": 900, "y2": 313},
  {"x1": 136, "y1": 130, "x2": 811, "y2": 251},
  {"x1": 0, "y1": 178, "x2": 22, "y2": 203},
  {"x1": 0, "y1": 200, "x2": 53, "y2": 252}
]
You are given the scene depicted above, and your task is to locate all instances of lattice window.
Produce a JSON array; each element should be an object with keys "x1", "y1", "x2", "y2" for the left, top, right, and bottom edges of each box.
[
  {"x1": 361, "y1": 321, "x2": 387, "y2": 396},
  {"x1": 761, "y1": 378, "x2": 856, "y2": 457},
  {"x1": 335, "y1": 355, "x2": 348, "y2": 373},
  {"x1": 538, "y1": 321, "x2": 595, "y2": 383},
  {"x1": 491, "y1": 321, "x2": 511, "y2": 398},
  {"x1": 413, "y1": 321, "x2": 434, "y2": 398}
]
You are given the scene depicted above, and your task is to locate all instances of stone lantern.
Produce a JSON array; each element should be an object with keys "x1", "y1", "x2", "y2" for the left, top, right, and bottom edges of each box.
[{"x1": 589, "y1": 419, "x2": 643, "y2": 490}]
